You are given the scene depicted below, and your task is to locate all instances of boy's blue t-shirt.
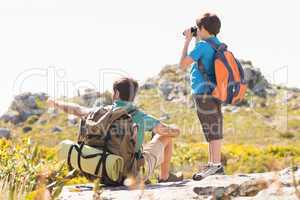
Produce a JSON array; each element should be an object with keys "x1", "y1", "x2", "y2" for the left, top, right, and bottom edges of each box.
[{"x1": 188, "y1": 36, "x2": 221, "y2": 94}]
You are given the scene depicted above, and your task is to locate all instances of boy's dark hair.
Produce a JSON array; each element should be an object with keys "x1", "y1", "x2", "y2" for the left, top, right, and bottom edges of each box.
[
  {"x1": 113, "y1": 77, "x2": 139, "y2": 101},
  {"x1": 196, "y1": 13, "x2": 221, "y2": 36}
]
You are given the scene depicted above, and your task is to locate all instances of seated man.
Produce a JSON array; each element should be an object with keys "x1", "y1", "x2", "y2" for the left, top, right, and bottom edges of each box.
[{"x1": 47, "y1": 77, "x2": 183, "y2": 183}]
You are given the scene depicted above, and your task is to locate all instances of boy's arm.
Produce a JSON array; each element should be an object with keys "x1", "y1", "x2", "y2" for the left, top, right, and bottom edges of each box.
[
  {"x1": 179, "y1": 29, "x2": 194, "y2": 71},
  {"x1": 47, "y1": 98, "x2": 91, "y2": 118},
  {"x1": 152, "y1": 123, "x2": 180, "y2": 137},
  {"x1": 139, "y1": 111, "x2": 180, "y2": 137}
]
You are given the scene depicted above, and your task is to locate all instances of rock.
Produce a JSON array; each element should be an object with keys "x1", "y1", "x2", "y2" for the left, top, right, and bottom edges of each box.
[
  {"x1": 51, "y1": 126, "x2": 63, "y2": 133},
  {"x1": 159, "y1": 113, "x2": 170, "y2": 121},
  {"x1": 286, "y1": 92, "x2": 297, "y2": 102},
  {"x1": 259, "y1": 101, "x2": 267, "y2": 108},
  {"x1": 48, "y1": 108, "x2": 59, "y2": 118},
  {"x1": 243, "y1": 64, "x2": 271, "y2": 98},
  {"x1": 140, "y1": 81, "x2": 157, "y2": 90},
  {"x1": 78, "y1": 89, "x2": 113, "y2": 108},
  {"x1": 0, "y1": 128, "x2": 11, "y2": 139},
  {"x1": 80, "y1": 89, "x2": 101, "y2": 107},
  {"x1": 183, "y1": 73, "x2": 190, "y2": 82},
  {"x1": 58, "y1": 167, "x2": 300, "y2": 200},
  {"x1": 0, "y1": 110, "x2": 21, "y2": 124},
  {"x1": 34, "y1": 92, "x2": 48, "y2": 101},
  {"x1": 22, "y1": 126, "x2": 32, "y2": 133},
  {"x1": 26, "y1": 115, "x2": 39, "y2": 125},
  {"x1": 223, "y1": 106, "x2": 239, "y2": 113},
  {"x1": 266, "y1": 88, "x2": 277, "y2": 97},
  {"x1": 37, "y1": 119, "x2": 47, "y2": 125},
  {"x1": 0, "y1": 92, "x2": 47, "y2": 124},
  {"x1": 68, "y1": 115, "x2": 78, "y2": 125},
  {"x1": 159, "y1": 80, "x2": 189, "y2": 103},
  {"x1": 174, "y1": 83, "x2": 188, "y2": 96},
  {"x1": 159, "y1": 80, "x2": 175, "y2": 100},
  {"x1": 238, "y1": 179, "x2": 268, "y2": 196},
  {"x1": 286, "y1": 87, "x2": 300, "y2": 93},
  {"x1": 92, "y1": 91, "x2": 112, "y2": 107},
  {"x1": 292, "y1": 104, "x2": 300, "y2": 110}
]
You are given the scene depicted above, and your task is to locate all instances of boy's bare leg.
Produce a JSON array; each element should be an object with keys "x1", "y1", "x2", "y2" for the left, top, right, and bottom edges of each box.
[
  {"x1": 210, "y1": 139, "x2": 222, "y2": 163},
  {"x1": 151, "y1": 134, "x2": 172, "y2": 180},
  {"x1": 160, "y1": 137, "x2": 173, "y2": 180},
  {"x1": 208, "y1": 143, "x2": 213, "y2": 163}
]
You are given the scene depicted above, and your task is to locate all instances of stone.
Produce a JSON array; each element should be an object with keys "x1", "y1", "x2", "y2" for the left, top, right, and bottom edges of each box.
[
  {"x1": 0, "y1": 128, "x2": 11, "y2": 139},
  {"x1": 286, "y1": 92, "x2": 297, "y2": 102},
  {"x1": 68, "y1": 115, "x2": 78, "y2": 125},
  {"x1": 140, "y1": 81, "x2": 157, "y2": 90},
  {"x1": 26, "y1": 115, "x2": 39, "y2": 125},
  {"x1": 37, "y1": 118, "x2": 47, "y2": 125},
  {"x1": 48, "y1": 108, "x2": 59, "y2": 118},
  {"x1": 58, "y1": 167, "x2": 300, "y2": 200},
  {"x1": 292, "y1": 104, "x2": 300, "y2": 110},
  {"x1": 22, "y1": 126, "x2": 32, "y2": 133},
  {"x1": 80, "y1": 89, "x2": 101, "y2": 107},
  {"x1": 93, "y1": 92, "x2": 112, "y2": 107},
  {"x1": 243, "y1": 65, "x2": 270, "y2": 98},
  {"x1": 238, "y1": 179, "x2": 268, "y2": 196},
  {"x1": 51, "y1": 126, "x2": 63, "y2": 133},
  {"x1": 159, "y1": 113, "x2": 170, "y2": 121},
  {"x1": 0, "y1": 110, "x2": 21, "y2": 124},
  {"x1": 0, "y1": 92, "x2": 48, "y2": 124},
  {"x1": 158, "y1": 80, "x2": 175, "y2": 100},
  {"x1": 266, "y1": 88, "x2": 277, "y2": 97}
]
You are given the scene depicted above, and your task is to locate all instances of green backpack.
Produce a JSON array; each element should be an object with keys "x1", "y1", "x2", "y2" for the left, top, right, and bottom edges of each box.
[{"x1": 68, "y1": 105, "x2": 144, "y2": 186}]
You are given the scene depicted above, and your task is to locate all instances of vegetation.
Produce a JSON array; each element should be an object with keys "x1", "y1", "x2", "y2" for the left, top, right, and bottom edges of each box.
[{"x1": 0, "y1": 84, "x2": 300, "y2": 199}]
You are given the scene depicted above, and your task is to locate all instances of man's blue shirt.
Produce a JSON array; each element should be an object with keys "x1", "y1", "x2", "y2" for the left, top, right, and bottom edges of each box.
[{"x1": 188, "y1": 36, "x2": 221, "y2": 94}]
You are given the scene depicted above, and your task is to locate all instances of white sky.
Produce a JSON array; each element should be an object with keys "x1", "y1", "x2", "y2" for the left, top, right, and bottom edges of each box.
[{"x1": 0, "y1": 0, "x2": 299, "y2": 114}]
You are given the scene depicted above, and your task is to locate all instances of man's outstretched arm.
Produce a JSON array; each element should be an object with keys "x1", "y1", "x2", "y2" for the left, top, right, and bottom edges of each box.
[{"x1": 47, "y1": 98, "x2": 91, "y2": 118}]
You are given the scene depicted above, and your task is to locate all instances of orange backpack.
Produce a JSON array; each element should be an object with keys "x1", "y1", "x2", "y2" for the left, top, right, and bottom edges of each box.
[{"x1": 198, "y1": 39, "x2": 247, "y2": 105}]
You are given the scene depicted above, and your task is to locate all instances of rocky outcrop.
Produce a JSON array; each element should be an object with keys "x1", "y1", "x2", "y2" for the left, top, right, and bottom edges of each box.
[
  {"x1": 0, "y1": 128, "x2": 11, "y2": 139},
  {"x1": 58, "y1": 167, "x2": 300, "y2": 200},
  {"x1": 0, "y1": 90, "x2": 113, "y2": 125},
  {"x1": 77, "y1": 89, "x2": 112, "y2": 107},
  {"x1": 241, "y1": 60, "x2": 274, "y2": 98},
  {"x1": 141, "y1": 61, "x2": 277, "y2": 105},
  {"x1": 0, "y1": 92, "x2": 47, "y2": 124},
  {"x1": 78, "y1": 89, "x2": 101, "y2": 107},
  {"x1": 140, "y1": 80, "x2": 157, "y2": 90}
]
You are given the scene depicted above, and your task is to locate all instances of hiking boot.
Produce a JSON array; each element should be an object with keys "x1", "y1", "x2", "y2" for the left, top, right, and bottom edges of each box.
[
  {"x1": 192, "y1": 164, "x2": 225, "y2": 181},
  {"x1": 158, "y1": 172, "x2": 184, "y2": 183}
]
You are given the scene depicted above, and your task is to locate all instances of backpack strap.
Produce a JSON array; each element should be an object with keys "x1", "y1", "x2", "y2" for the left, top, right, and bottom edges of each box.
[
  {"x1": 128, "y1": 108, "x2": 137, "y2": 116},
  {"x1": 197, "y1": 38, "x2": 221, "y2": 86},
  {"x1": 127, "y1": 108, "x2": 144, "y2": 159},
  {"x1": 197, "y1": 58, "x2": 213, "y2": 97},
  {"x1": 205, "y1": 38, "x2": 227, "y2": 53}
]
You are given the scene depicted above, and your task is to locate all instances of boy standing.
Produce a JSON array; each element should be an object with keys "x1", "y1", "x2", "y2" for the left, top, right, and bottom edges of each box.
[{"x1": 179, "y1": 13, "x2": 224, "y2": 180}]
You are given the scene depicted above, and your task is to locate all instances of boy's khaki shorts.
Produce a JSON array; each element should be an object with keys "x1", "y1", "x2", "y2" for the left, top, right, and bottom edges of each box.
[
  {"x1": 142, "y1": 139, "x2": 165, "y2": 180},
  {"x1": 193, "y1": 94, "x2": 223, "y2": 142}
]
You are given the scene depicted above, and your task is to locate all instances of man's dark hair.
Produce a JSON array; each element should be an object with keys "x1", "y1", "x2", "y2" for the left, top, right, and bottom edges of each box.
[
  {"x1": 196, "y1": 13, "x2": 221, "y2": 36},
  {"x1": 113, "y1": 77, "x2": 139, "y2": 101}
]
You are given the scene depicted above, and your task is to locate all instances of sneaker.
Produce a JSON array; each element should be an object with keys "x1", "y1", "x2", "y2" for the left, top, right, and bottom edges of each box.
[
  {"x1": 158, "y1": 172, "x2": 184, "y2": 183},
  {"x1": 198, "y1": 163, "x2": 212, "y2": 171},
  {"x1": 192, "y1": 165, "x2": 225, "y2": 181}
]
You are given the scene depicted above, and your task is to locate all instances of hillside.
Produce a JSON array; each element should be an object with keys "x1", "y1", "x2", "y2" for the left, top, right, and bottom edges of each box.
[{"x1": 0, "y1": 61, "x2": 300, "y2": 199}]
